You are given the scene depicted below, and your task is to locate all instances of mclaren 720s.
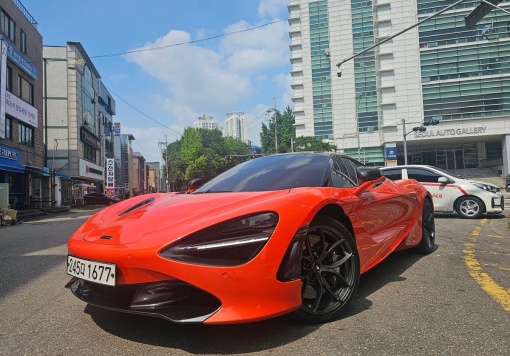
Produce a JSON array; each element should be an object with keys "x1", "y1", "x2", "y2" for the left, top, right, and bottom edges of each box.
[{"x1": 66, "y1": 152, "x2": 435, "y2": 324}]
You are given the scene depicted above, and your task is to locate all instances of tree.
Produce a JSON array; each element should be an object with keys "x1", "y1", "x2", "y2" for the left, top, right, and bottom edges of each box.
[
  {"x1": 260, "y1": 106, "x2": 337, "y2": 153},
  {"x1": 162, "y1": 127, "x2": 250, "y2": 191},
  {"x1": 293, "y1": 136, "x2": 337, "y2": 152},
  {"x1": 260, "y1": 106, "x2": 295, "y2": 153}
]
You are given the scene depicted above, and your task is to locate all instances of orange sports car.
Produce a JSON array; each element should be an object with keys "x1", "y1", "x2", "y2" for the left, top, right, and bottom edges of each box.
[{"x1": 66, "y1": 152, "x2": 435, "y2": 324}]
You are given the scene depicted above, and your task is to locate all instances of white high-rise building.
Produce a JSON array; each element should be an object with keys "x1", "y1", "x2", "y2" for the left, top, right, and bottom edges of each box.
[
  {"x1": 223, "y1": 112, "x2": 248, "y2": 144},
  {"x1": 289, "y1": 0, "x2": 510, "y2": 175},
  {"x1": 193, "y1": 114, "x2": 219, "y2": 130}
]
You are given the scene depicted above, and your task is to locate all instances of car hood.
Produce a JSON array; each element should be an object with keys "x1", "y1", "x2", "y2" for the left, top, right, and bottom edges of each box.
[
  {"x1": 77, "y1": 191, "x2": 291, "y2": 245},
  {"x1": 468, "y1": 180, "x2": 499, "y2": 188}
]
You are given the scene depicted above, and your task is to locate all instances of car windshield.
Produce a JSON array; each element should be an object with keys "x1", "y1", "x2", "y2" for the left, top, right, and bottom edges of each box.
[{"x1": 195, "y1": 153, "x2": 331, "y2": 193}]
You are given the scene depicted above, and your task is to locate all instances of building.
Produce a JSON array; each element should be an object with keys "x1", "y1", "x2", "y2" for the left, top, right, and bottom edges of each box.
[
  {"x1": 223, "y1": 112, "x2": 249, "y2": 143},
  {"x1": 132, "y1": 151, "x2": 146, "y2": 196},
  {"x1": 145, "y1": 161, "x2": 160, "y2": 193},
  {"x1": 0, "y1": 0, "x2": 44, "y2": 210},
  {"x1": 44, "y1": 42, "x2": 116, "y2": 205},
  {"x1": 113, "y1": 131, "x2": 135, "y2": 199},
  {"x1": 288, "y1": 0, "x2": 510, "y2": 175},
  {"x1": 193, "y1": 114, "x2": 218, "y2": 130}
]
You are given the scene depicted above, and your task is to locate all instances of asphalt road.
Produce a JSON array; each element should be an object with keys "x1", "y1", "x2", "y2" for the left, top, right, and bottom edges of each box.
[{"x1": 0, "y1": 209, "x2": 508, "y2": 355}]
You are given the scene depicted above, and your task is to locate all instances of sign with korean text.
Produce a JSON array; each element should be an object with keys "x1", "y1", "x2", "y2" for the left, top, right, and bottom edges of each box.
[
  {"x1": 0, "y1": 41, "x2": 6, "y2": 139},
  {"x1": 105, "y1": 158, "x2": 115, "y2": 197},
  {"x1": 114, "y1": 122, "x2": 121, "y2": 136},
  {"x1": 3, "y1": 37, "x2": 38, "y2": 79},
  {"x1": 5, "y1": 91, "x2": 38, "y2": 127}
]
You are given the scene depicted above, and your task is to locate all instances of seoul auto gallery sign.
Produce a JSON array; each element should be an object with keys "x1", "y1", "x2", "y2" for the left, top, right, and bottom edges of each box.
[{"x1": 414, "y1": 126, "x2": 486, "y2": 138}]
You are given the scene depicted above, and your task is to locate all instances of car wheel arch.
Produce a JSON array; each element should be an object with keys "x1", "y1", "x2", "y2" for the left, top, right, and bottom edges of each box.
[{"x1": 315, "y1": 204, "x2": 355, "y2": 243}]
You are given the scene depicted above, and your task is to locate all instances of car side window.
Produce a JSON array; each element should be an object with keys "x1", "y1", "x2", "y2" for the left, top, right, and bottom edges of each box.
[
  {"x1": 340, "y1": 157, "x2": 360, "y2": 185},
  {"x1": 331, "y1": 156, "x2": 357, "y2": 187},
  {"x1": 407, "y1": 168, "x2": 440, "y2": 183},
  {"x1": 330, "y1": 168, "x2": 355, "y2": 188},
  {"x1": 381, "y1": 168, "x2": 402, "y2": 180}
]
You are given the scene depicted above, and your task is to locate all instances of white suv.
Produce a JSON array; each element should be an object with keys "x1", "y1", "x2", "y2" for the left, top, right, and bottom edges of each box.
[{"x1": 380, "y1": 165, "x2": 504, "y2": 219}]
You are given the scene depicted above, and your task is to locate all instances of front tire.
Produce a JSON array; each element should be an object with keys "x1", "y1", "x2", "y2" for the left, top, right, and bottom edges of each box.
[
  {"x1": 456, "y1": 196, "x2": 484, "y2": 219},
  {"x1": 417, "y1": 198, "x2": 435, "y2": 254},
  {"x1": 292, "y1": 215, "x2": 360, "y2": 324}
]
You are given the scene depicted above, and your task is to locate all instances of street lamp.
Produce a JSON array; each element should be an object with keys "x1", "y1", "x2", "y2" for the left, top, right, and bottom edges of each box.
[{"x1": 266, "y1": 106, "x2": 279, "y2": 153}]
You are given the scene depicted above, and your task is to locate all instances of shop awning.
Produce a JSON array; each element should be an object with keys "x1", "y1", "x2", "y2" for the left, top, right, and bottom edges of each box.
[
  {"x1": 56, "y1": 173, "x2": 72, "y2": 179},
  {"x1": 0, "y1": 161, "x2": 25, "y2": 173}
]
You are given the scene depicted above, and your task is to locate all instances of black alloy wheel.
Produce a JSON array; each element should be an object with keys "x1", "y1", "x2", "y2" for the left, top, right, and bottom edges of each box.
[
  {"x1": 293, "y1": 215, "x2": 360, "y2": 323},
  {"x1": 417, "y1": 198, "x2": 435, "y2": 254}
]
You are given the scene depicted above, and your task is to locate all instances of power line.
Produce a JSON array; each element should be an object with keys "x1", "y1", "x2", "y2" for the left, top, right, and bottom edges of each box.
[
  {"x1": 89, "y1": 19, "x2": 287, "y2": 59},
  {"x1": 108, "y1": 89, "x2": 183, "y2": 136}
]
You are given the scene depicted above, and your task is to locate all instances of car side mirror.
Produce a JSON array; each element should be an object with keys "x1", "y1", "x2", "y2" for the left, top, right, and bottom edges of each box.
[
  {"x1": 438, "y1": 176, "x2": 448, "y2": 184},
  {"x1": 187, "y1": 178, "x2": 204, "y2": 193},
  {"x1": 356, "y1": 167, "x2": 382, "y2": 182}
]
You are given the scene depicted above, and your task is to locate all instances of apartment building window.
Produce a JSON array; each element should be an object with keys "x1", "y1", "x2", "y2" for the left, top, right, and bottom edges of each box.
[
  {"x1": 6, "y1": 66, "x2": 12, "y2": 92},
  {"x1": 19, "y1": 76, "x2": 34, "y2": 105},
  {"x1": 84, "y1": 143, "x2": 97, "y2": 163},
  {"x1": 0, "y1": 9, "x2": 15, "y2": 42},
  {"x1": 19, "y1": 122, "x2": 33, "y2": 147},
  {"x1": 20, "y1": 29, "x2": 26, "y2": 53},
  {"x1": 5, "y1": 116, "x2": 11, "y2": 140}
]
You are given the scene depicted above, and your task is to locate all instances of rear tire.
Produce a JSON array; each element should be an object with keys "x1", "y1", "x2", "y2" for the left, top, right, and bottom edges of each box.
[
  {"x1": 417, "y1": 198, "x2": 435, "y2": 254},
  {"x1": 456, "y1": 196, "x2": 484, "y2": 219},
  {"x1": 292, "y1": 215, "x2": 360, "y2": 324}
]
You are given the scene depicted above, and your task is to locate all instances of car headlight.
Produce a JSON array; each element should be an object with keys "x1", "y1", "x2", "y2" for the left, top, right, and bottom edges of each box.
[
  {"x1": 471, "y1": 182, "x2": 500, "y2": 193},
  {"x1": 159, "y1": 212, "x2": 279, "y2": 266}
]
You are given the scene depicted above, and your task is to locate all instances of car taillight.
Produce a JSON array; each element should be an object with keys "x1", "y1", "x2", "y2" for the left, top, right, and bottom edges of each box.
[{"x1": 159, "y1": 212, "x2": 279, "y2": 266}]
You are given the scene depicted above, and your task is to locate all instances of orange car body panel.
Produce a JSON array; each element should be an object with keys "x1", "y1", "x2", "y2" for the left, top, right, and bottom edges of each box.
[{"x1": 67, "y1": 178, "x2": 429, "y2": 324}]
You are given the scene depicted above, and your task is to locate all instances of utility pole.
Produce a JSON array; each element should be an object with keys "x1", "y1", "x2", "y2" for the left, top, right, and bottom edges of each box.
[
  {"x1": 158, "y1": 137, "x2": 169, "y2": 192},
  {"x1": 355, "y1": 93, "x2": 364, "y2": 162},
  {"x1": 274, "y1": 98, "x2": 277, "y2": 153}
]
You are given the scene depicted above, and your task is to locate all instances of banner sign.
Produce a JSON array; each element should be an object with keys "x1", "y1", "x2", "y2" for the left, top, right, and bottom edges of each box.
[
  {"x1": 0, "y1": 41, "x2": 6, "y2": 139},
  {"x1": 4, "y1": 37, "x2": 38, "y2": 79},
  {"x1": 5, "y1": 91, "x2": 38, "y2": 127},
  {"x1": 105, "y1": 158, "x2": 115, "y2": 197},
  {"x1": 114, "y1": 122, "x2": 121, "y2": 136}
]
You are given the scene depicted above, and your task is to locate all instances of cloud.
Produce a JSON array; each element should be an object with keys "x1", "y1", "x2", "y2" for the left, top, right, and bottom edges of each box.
[
  {"x1": 258, "y1": 0, "x2": 289, "y2": 18},
  {"x1": 123, "y1": 125, "x2": 183, "y2": 163},
  {"x1": 125, "y1": 30, "x2": 253, "y2": 114},
  {"x1": 123, "y1": 0, "x2": 291, "y2": 154},
  {"x1": 221, "y1": 20, "x2": 290, "y2": 72}
]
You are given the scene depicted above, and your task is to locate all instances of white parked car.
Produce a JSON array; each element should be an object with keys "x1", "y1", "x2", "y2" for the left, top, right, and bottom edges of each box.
[{"x1": 380, "y1": 165, "x2": 504, "y2": 219}]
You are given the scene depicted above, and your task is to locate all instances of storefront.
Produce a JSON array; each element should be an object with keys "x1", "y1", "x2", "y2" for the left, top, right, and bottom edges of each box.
[{"x1": 0, "y1": 145, "x2": 26, "y2": 210}]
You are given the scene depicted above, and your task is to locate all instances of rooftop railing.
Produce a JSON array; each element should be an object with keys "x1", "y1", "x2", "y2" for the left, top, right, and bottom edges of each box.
[{"x1": 11, "y1": 0, "x2": 38, "y2": 28}]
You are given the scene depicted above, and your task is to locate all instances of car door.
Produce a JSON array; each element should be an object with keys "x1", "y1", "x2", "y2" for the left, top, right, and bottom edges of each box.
[
  {"x1": 405, "y1": 167, "x2": 454, "y2": 213},
  {"x1": 334, "y1": 157, "x2": 406, "y2": 269}
]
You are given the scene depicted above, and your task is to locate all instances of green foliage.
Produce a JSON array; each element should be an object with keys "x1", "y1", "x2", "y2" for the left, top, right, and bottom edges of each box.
[
  {"x1": 260, "y1": 106, "x2": 295, "y2": 153},
  {"x1": 260, "y1": 106, "x2": 336, "y2": 154},
  {"x1": 293, "y1": 136, "x2": 337, "y2": 152},
  {"x1": 162, "y1": 128, "x2": 249, "y2": 191}
]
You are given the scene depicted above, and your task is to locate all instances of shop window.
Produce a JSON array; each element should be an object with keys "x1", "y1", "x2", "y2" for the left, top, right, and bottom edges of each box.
[
  {"x1": 0, "y1": 10, "x2": 15, "y2": 42},
  {"x1": 6, "y1": 66, "x2": 12, "y2": 92},
  {"x1": 20, "y1": 29, "x2": 26, "y2": 53},
  {"x1": 84, "y1": 143, "x2": 97, "y2": 163},
  {"x1": 5, "y1": 116, "x2": 11, "y2": 140},
  {"x1": 18, "y1": 122, "x2": 33, "y2": 147},
  {"x1": 19, "y1": 76, "x2": 34, "y2": 105}
]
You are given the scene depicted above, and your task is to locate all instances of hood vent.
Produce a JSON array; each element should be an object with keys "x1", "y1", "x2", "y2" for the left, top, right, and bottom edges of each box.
[{"x1": 118, "y1": 197, "x2": 155, "y2": 217}]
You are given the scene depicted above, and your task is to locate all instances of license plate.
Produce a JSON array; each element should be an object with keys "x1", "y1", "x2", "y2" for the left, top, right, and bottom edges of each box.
[{"x1": 67, "y1": 255, "x2": 116, "y2": 286}]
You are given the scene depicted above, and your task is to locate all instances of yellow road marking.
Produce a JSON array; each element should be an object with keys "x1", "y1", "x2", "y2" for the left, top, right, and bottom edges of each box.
[{"x1": 463, "y1": 219, "x2": 510, "y2": 312}]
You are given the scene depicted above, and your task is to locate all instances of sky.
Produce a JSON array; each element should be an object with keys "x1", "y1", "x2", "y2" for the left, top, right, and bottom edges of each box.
[{"x1": 22, "y1": 0, "x2": 293, "y2": 163}]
